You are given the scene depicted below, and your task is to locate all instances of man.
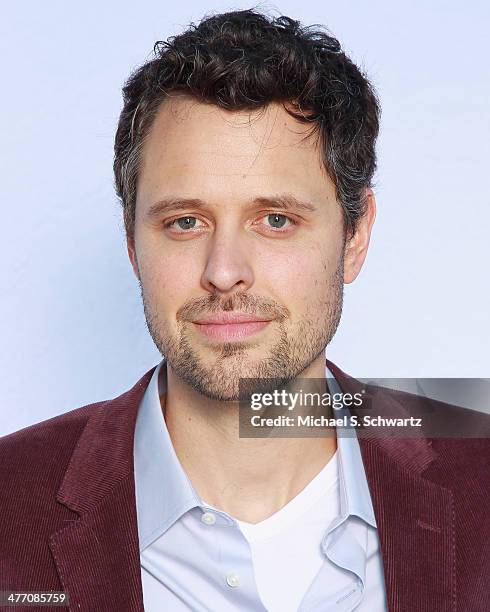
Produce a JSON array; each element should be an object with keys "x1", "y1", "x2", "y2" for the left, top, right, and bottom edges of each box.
[{"x1": 1, "y1": 8, "x2": 488, "y2": 612}]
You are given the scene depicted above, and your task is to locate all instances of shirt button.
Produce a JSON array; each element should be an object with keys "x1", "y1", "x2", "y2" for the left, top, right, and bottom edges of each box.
[
  {"x1": 201, "y1": 512, "x2": 216, "y2": 525},
  {"x1": 226, "y1": 572, "x2": 240, "y2": 588}
]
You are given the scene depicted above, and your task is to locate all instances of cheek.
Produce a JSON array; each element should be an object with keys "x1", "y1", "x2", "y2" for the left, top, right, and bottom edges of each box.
[
  {"x1": 139, "y1": 250, "x2": 200, "y2": 312},
  {"x1": 150, "y1": 268, "x2": 188, "y2": 305},
  {"x1": 137, "y1": 231, "x2": 203, "y2": 285},
  {"x1": 258, "y1": 247, "x2": 330, "y2": 309}
]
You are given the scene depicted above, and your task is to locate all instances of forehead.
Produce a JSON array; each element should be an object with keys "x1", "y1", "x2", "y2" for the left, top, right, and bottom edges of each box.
[{"x1": 136, "y1": 94, "x2": 336, "y2": 210}]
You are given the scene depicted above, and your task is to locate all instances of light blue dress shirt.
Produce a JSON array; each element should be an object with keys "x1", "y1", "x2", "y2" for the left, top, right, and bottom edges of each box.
[{"x1": 134, "y1": 359, "x2": 388, "y2": 611}]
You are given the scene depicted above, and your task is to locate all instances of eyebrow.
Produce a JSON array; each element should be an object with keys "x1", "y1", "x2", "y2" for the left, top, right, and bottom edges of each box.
[{"x1": 144, "y1": 193, "x2": 318, "y2": 219}]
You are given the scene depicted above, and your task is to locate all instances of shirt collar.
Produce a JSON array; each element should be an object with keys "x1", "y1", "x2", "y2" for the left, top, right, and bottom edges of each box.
[
  {"x1": 326, "y1": 366, "x2": 377, "y2": 529},
  {"x1": 134, "y1": 358, "x2": 376, "y2": 552},
  {"x1": 134, "y1": 360, "x2": 201, "y2": 551}
]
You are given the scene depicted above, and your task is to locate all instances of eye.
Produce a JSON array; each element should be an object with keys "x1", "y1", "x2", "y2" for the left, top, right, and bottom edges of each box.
[
  {"x1": 164, "y1": 216, "x2": 205, "y2": 231},
  {"x1": 260, "y1": 213, "x2": 296, "y2": 231},
  {"x1": 163, "y1": 213, "x2": 297, "y2": 234}
]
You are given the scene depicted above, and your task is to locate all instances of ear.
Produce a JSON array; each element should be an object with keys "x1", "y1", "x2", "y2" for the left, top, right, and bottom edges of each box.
[
  {"x1": 127, "y1": 236, "x2": 140, "y2": 281},
  {"x1": 343, "y1": 188, "x2": 376, "y2": 284}
]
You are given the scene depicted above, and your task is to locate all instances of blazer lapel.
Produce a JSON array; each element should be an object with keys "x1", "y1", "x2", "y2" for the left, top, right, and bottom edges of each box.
[
  {"x1": 48, "y1": 366, "x2": 157, "y2": 612},
  {"x1": 327, "y1": 359, "x2": 456, "y2": 612}
]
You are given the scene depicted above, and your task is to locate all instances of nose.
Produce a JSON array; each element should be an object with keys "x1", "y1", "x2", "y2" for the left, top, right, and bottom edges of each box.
[{"x1": 200, "y1": 228, "x2": 254, "y2": 295}]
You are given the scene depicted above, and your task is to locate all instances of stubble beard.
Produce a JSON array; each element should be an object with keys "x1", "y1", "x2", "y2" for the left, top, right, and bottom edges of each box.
[{"x1": 139, "y1": 258, "x2": 344, "y2": 402}]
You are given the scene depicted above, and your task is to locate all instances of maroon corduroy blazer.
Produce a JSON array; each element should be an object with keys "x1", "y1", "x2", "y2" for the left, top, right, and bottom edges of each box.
[{"x1": 1, "y1": 359, "x2": 489, "y2": 612}]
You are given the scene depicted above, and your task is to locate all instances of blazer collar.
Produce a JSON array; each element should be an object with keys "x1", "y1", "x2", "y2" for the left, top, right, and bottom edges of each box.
[{"x1": 49, "y1": 359, "x2": 455, "y2": 612}]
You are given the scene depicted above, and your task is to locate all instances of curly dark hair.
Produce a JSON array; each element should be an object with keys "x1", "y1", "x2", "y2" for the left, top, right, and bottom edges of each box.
[{"x1": 113, "y1": 7, "x2": 381, "y2": 241}]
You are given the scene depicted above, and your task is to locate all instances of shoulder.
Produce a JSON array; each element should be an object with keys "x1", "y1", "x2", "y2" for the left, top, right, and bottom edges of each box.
[
  {"x1": 0, "y1": 392, "x2": 136, "y2": 585},
  {"x1": 0, "y1": 400, "x2": 103, "y2": 464},
  {"x1": 379, "y1": 387, "x2": 490, "y2": 491},
  {"x1": 336, "y1": 367, "x2": 490, "y2": 487},
  {"x1": 0, "y1": 400, "x2": 106, "y2": 506},
  {"x1": 372, "y1": 384, "x2": 490, "y2": 470},
  {"x1": 0, "y1": 363, "x2": 156, "y2": 588},
  {"x1": 0, "y1": 400, "x2": 108, "y2": 588},
  {"x1": 0, "y1": 364, "x2": 157, "y2": 471}
]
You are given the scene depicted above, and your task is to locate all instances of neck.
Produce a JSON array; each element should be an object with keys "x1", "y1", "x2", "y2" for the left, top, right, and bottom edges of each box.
[{"x1": 162, "y1": 353, "x2": 337, "y2": 524}]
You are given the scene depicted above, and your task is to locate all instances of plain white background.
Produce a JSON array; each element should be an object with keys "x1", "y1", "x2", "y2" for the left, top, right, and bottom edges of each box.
[{"x1": 1, "y1": 1, "x2": 489, "y2": 436}]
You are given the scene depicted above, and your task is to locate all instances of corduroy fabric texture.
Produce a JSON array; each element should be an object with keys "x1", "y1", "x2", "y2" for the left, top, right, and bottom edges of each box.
[{"x1": 0, "y1": 360, "x2": 489, "y2": 612}]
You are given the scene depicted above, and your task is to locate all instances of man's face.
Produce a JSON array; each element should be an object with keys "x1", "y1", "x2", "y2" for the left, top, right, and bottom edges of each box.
[{"x1": 128, "y1": 96, "x2": 361, "y2": 401}]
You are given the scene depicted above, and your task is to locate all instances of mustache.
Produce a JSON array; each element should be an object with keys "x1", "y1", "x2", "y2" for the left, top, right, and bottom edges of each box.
[{"x1": 177, "y1": 293, "x2": 290, "y2": 322}]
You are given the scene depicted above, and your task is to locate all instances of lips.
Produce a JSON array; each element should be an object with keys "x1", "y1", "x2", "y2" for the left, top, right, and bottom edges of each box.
[
  {"x1": 192, "y1": 313, "x2": 272, "y2": 325},
  {"x1": 191, "y1": 312, "x2": 273, "y2": 341}
]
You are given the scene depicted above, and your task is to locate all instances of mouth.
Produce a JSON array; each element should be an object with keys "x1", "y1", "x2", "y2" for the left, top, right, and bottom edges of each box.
[{"x1": 191, "y1": 320, "x2": 272, "y2": 342}]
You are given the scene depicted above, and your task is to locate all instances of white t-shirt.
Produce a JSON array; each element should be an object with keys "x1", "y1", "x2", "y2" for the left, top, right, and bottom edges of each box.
[{"x1": 205, "y1": 450, "x2": 340, "y2": 612}]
